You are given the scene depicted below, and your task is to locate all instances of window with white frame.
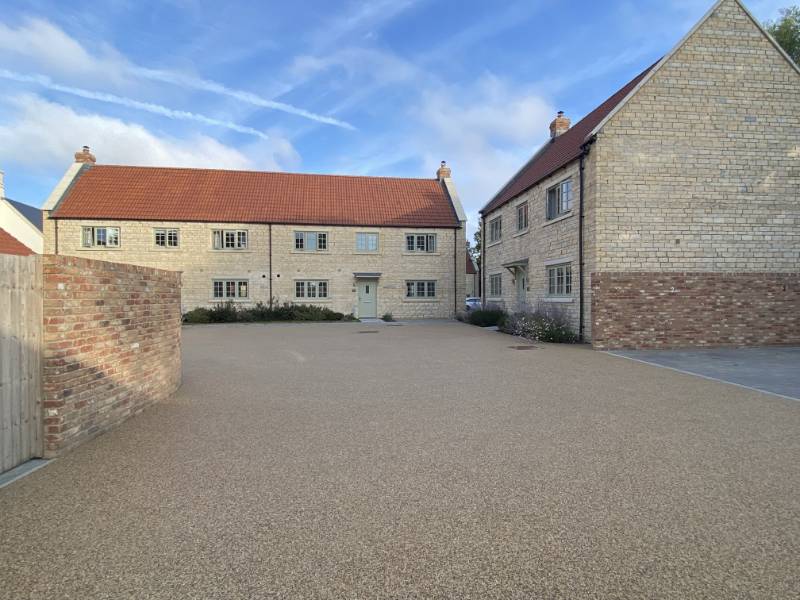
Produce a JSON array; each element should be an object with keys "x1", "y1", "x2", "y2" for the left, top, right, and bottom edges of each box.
[
  {"x1": 295, "y1": 280, "x2": 329, "y2": 298},
  {"x1": 155, "y1": 228, "x2": 179, "y2": 248},
  {"x1": 212, "y1": 229, "x2": 248, "y2": 250},
  {"x1": 294, "y1": 231, "x2": 328, "y2": 251},
  {"x1": 488, "y1": 217, "x2": 502, "y2": 243},
  {"x1": 82, "y1": 226, "x2": 120, "y2": 248},
  {"x1": 546, "y1": 179, "x2": 573, "y2": 220},
  {"x1": 489, "y1": 273, "x2": 502, "y2": 297},
  {"x1": 547, "y1": 263, "x2": 572, "y2": 296},
  {"x1": 355, "y1": 232, "x2": 379, "y2": 252},
  {"x1": 212, "y1": 279, "x2": 248, "y2": 299},
  {"x1": 405, "y1": 280, "x2": 436, "y2": 298},
  {"x1": 516, "y1": 203, "x2": 529, "y2": 231},
  {"x1": 405, "y1": 233, "x2": 436, "y2": 253}
]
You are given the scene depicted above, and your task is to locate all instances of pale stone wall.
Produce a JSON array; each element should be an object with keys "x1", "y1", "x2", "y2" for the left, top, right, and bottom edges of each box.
[
  {"x1": 593, "y1": 0, "x2": 800, "y2": 273},
  {"x1": 46, "y1": 217, "x2": 463, "y2": 318},
  {"x1": 482, "y1": 161, "x2": 585, "y2": 335}
]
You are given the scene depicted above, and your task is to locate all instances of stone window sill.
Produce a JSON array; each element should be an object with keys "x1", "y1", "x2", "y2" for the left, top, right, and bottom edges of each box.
[
  {"x1": 512, "y1": 229, "x2": 530, "y2": 238},
  {"x1": 401, "y1": 252, "x2": 441, "y2": 257},
  {"x1": 543, "y1": 212, "x2": 573, "y2": 227},
  {"x1": 402, "y1": 298, "x2": 441, "y2": 303},
  {"x1": 291, "y1": 250, "x2": 331, "y2": 255},
  {"x1": 487, "y1": 240, "x2": 502, "y2": 248},
  {"x1": 212, "y1": 249, "x2": 252, "y2": 253}
]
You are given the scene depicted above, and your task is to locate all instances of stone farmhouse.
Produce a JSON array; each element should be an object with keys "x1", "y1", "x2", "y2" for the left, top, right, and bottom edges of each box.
[
  {"x1": 42, "y1": 149, "x2": 467, "y2": 319},
  {"x1": 480, "y1": 0, "x2": 799, "y2": 349}
]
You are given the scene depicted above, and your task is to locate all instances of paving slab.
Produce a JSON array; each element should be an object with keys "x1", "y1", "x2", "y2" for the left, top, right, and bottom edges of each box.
[
  {"x1": 1, "y1": 322, "x2": 799, "y2": 598},
  {"x1": 609, "y1": 346, "x2": 800, "y2": 400}
]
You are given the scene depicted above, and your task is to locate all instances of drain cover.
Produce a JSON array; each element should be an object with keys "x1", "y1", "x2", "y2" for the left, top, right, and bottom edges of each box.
[
  {"x1": 509, "y1": 345, "x2": 537, "y2": 350},
  {"x1": 358, "y1": 330, "x2": 379, "y2": 334}
]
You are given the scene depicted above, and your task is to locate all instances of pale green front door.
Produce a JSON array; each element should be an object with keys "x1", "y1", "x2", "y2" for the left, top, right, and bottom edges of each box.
[{"x1": 357, "y1": 280, "x2": 377, "y2": 318}]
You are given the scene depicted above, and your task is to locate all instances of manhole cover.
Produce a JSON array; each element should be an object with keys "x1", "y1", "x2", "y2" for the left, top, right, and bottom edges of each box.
[
  {"x1": 509, "y1": 345, "x2": 537, "y2": 350},
  {"x1": 358, "y1": 330, "x2": 379, "y2": 334}
]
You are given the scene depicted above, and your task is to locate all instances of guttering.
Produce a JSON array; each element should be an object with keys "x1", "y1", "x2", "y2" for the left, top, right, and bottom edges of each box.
[
  {"x1": 268, "y1": 223, "x2": 273, "y2": 308},
  {"x1": 578, "y1": 135, "x2": 597, "y2": 342}
]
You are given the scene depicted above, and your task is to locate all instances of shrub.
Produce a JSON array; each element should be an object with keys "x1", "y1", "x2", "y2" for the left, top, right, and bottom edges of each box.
[
  {"x1": 468, "y1": 308, "x2": 507, "y2": 327},
  {"x1": 182, "y1": 301, "x2": 356, "y2": 324},
  {"x1": 183, "y1": 307, "x2": 212, "y2": 323},
  {"x1": 500, "y1": 303, "x2": 578, "y2": 343},
  {"x1": 381, "y1": 312, "x2": 395, "y2": 322}
]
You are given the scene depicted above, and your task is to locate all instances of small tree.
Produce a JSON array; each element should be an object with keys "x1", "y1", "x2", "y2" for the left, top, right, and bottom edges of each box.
[{"x1": 766, "y1": 6, "x2": 800, "y2": 65}]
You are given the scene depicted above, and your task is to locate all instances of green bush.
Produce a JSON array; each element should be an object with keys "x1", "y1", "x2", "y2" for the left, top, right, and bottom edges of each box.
[
  {"x1": 182, "y1": 301, "x2": 357, "y2": 324},
  {"x1": 468, "y1": 308, "x2": 507, "y2": 327},
  {"x1": 381, "y1": 312, "x2": 395, "y2": 322},
  {"x1": 500, "y1": 305, "x2": 578, "y2": 343}
]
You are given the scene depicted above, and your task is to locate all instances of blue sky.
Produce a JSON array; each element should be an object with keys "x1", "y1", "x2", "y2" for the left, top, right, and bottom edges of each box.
[{"x1": 0, "y1": 0, "x2": 786, "y2": 234}]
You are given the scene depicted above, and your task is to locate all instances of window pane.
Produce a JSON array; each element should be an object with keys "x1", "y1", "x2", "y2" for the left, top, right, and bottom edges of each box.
[
  {"x1": 225, "y1": 231, "x2": 235, "y2": 248},
  {"x1": 238, "y1": 231, "x2": 247, "y2": 248},
  {"x1": 426, "y1": 281, "x2": 436, "y2": 297},
  {"x1": 426, "y1": 234, "x2": 436, "y2": 252},
  {"x1": 561, "y1": 181, "x2": 572, "y2": 212},
  {"x1": 225, "y1": 281, "x2": 236, "y2": 297},
  {"x1": 108, "y1": 228, "x2": 119, "y2": 247},
  {"x1": 406, "y1": 235, "x2": 415, "y2": 251},
  {"x1": 213, "y1": 281, "x2": 223, "y2": 298},
  {"x1": 83, "y1": 227, "x2": 93, "y2": 247},
  {"x1": 368, "y1": 234, "x2": 378, "y2": 251},
  {"x1": 317, "y1": 233, "x2": 327, "y2": 250},
  {"x1": 296, "y1": 281, "x2": 304, "y2": 297},
  {"x1": 318, "y1": 281, "x2": 328, "y2": 298},
  {"x1": 416, "y1": 235, "x2": 425, "y2": 251},
  {"x1": 416, "y1": 281, "x2": 425, "y2": 297},
  {"x1": 168, "y1": 230, "x2": 178, "y2": 247},
  {"x1": 356, "y1": 233, "x2": 365, "y2": 251},
  {"x1": 213, "y1": 230, "x2": 222, "y2": 249},
  {"x1": 565, "y1": 265, "x2": 572, "y2": 294},
  {"x1": 406, "y1": 282, "x2": 414, "y2": 297},
  {"x1": 238, "y1": 281, "x2": 248, "y2": 298},
  {"x1": 306, "y1": 232, "x2": 316, "y2": 251},
  {"x1": 155, "y1": 230, "x2": 165, "y2": 246},
  {"x1": 295, "y1": 232, "x2": 304, "y2": 250}
]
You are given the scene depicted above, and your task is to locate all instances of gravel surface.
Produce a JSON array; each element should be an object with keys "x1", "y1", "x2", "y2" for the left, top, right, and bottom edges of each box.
[{"x1": 1, "y1": 321, "x2": 798, "y2": 599}]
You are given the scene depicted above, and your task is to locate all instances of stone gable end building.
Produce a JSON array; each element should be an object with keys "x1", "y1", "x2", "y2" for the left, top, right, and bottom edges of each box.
[
  {"x1": 480, "y1": 0, "x2": 800, "y2": 349},
  {"x1": 43, "y1": 149, "x2": 467, "y2": 319}
]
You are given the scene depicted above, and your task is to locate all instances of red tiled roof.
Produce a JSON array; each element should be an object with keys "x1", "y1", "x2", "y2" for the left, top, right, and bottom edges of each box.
[
  {"x1": 481, "y1": 62, "x2": 658, "y2": 215},
  {"x1": 52, "y1": 166, "x2": 460, "y2": 228},
  {"x1": 466, "y1": 254, "x2": 477, "y2": 274},
  {"x1": 0, "y1": 228, "x2": 34, "y2": 255}
]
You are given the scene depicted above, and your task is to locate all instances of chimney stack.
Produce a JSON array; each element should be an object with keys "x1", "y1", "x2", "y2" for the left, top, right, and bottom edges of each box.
[
  {"x1": 436, "y1": 160, "x2": 451, "y2": 180},
  {"x1": 74, "y1": 145, "x2": 96, "y2": 164},
  {"x1": 549, "y1": 111, "x2": 571, "y2": 139}
]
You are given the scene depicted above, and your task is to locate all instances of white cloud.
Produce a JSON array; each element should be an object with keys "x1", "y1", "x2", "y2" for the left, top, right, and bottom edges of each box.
[
  {"x1": 409, "y1": 75, "x2": 555, "y2": 236},
  {"x1": 0, "y1": 95, "x2": 299, "y2": 172},
  {"x1": 0, "y1": 17, "x2": 352, "y2": 129}
]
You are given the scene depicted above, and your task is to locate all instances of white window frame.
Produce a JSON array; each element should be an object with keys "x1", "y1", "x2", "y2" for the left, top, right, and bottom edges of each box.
[
  {"x1": 405, "y1": 233, "x2": 436, "y2": 253},
  {"x1": 212, "y1": 279, "x2": 249, "y2": 299},
  {"x1": 355, "y1": 232, "x2": 379, "y2": 252},
  {"x1": 546, "y1": 263, "x2": 572, "y2": 296},
  {"x1": 546, "y1": 179, "x2": 573, "y2": 220},
  {"x1": 294, "y1": 231, "x2": 328, "y2": 252},
  {"x1": 489, "y1": 273, "x2": 502, "y2": 297},
  {"x1": 488, "y1": 217, "x2": 502, "y2": 243},
  {"x1": 295, "y1": 280, "x2": 329, "y2": 299},
  {"x1": 516, "y1": 202, "x2": 529, "y2": 232},
  {"x1": 405, "y1": 280, "x2": 436, "y2": 298},
  {"x1": 212, "y1": 229, "x2": 248, "y2": 250},
  {"x1": 154, "y1": 228, "x2": 179, "y2": 248},
  {"x1": 81, "y1": 226, "x2": 120, "y2": 248}
]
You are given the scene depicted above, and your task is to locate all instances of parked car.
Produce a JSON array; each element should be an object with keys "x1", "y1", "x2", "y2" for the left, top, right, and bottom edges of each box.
[{"x1": 465, "y1": 297, "x2": 482, "y2": 311}]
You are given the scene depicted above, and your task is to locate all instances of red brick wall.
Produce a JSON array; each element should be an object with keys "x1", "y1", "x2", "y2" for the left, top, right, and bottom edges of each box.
[
  {"x1": 591, "y1": 272, "x2": 800, "y2": 350},
  {"x1": 41, "y1": 255, "x2": 181, "y2": 457}
]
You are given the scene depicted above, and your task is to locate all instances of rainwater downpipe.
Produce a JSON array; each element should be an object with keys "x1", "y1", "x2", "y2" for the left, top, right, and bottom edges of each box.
[{"x1": 578, "y1": 136, "x2": 596, "y2": 342}]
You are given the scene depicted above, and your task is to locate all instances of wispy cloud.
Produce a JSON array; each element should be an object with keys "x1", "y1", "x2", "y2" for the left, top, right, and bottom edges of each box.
[
  {"x1": 0, "y1": 68, "x2": 271, "y2": 140},
  {"x1": 129, "y1": 66, "x2": 355, "y2": 130}
]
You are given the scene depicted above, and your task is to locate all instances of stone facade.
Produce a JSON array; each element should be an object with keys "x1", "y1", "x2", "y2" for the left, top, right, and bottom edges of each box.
[
  {"x1": 592, "y1": 272, "x2": 800, "y2": 350},
  {"x1": 41, "y1": 254, "x2": 182, "y2": 457},
  {"x1": 482, "y1": 161, "x2": 586, "y2": 334},
  {"x1": 482, "y1": 0, "x2": 799, "y2": 348},
  {"x1": 45, "y1": 217, "x2": 465, "y2": 319}
]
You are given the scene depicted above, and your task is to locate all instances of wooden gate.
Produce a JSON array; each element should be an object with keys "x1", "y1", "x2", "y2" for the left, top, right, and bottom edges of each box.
[{"x1": 0, "y1": 254, "x2": 43, "y2": 473}]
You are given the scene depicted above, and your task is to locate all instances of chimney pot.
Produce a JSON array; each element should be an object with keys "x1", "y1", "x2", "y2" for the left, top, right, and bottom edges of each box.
[
  {"x1": 74, "y1": 145, "x2": 96, "y2": 164},
  {"x1": 549, "y1": 111, "x2": 571, "y2": 139},
  {"x1": 436, "y1": 160, "x2": 452, "y2": 180}
]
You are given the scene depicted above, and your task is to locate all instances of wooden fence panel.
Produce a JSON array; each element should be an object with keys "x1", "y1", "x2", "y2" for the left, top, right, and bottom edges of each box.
[{"x1": 0, "y1": 254, "x2": 42, "y2": 473}]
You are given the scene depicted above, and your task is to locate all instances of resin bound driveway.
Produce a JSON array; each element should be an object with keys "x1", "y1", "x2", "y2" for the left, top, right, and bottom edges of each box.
[{"x1": 1, "y1": 322, "x2": 798, "y2": 599}]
